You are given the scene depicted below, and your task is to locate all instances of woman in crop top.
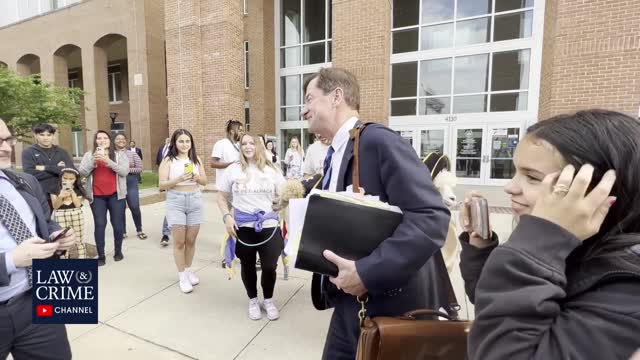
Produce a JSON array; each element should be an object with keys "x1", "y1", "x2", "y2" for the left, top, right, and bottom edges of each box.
[
  {"x1": 159, "y1": 129, "x2": 207, "y2": 294},
  {"x1": 217, "y1": 133, "x2": 286, "y2": 321},
  {"x1": 79, "y1": 130, "x2": 129, "y2": 267}
]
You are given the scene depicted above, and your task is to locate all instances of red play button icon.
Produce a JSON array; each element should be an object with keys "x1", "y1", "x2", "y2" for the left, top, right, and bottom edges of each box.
[{"x1": 36, "y1": 305, "x2": 53, "y2": 317}]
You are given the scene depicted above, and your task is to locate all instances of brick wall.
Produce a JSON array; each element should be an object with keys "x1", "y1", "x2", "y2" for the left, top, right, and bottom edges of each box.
[
  {"x1": 539, "y1": 0, "x2": 640, "y2": 120},
  {"x1": 165, "y1": 0, "x2": 245, "y2": 179},
  {"x1": 331, "y1": 0, "x2": 391, "y2": 124},
  {"x1": 244, "y1": 0, "x2": 276, "y2": 137}
]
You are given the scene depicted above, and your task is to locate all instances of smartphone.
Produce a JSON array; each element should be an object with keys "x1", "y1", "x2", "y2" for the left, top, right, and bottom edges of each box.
[
  {"x1": 469, "y1": 198, "x2": 490, "y2": 240},
  {"x1": 95, "y1": 147, "x2": 104, "y2": 157},
  {"x1": 52, "y1": 227, "x2": 71, "y2": 242},
  {"x1": 62, "y1": 181, "x2": 73, "y2": 192},
  {"x1": 184, "y1": 162, "x2": 193, "y2": 175}
]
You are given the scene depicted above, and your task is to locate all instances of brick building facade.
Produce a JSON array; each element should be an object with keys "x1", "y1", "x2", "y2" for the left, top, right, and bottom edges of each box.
[
  {"x1": 165, "y1": 0, "x2": 639, "y2": 190},
  {"x1": 0, "y1": 0, "x2": 168, "y2": 169},
  {"x1": 1, "y1": 0, "x2": 638, "y2": 189}
]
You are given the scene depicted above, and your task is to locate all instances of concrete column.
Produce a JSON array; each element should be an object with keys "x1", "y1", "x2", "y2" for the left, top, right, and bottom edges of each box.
[
  {"x1": 125, "y1": 0, "x2": 168, "y2": 170},
  {"x1": 50, "y1": 53, "x2": 74, "y2": 155},
  {"x1": 82, "y1": 43, "x2": 109, "y2": 152},
  {"x1": 331, "y1": 0, "x2": 391, "y2": 124}
]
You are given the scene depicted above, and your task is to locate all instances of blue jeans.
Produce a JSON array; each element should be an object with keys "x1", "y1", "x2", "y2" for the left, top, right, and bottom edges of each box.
[
  {"x1": 162, "y1": 217, "x2": 170, "y2": 237},
  {"x1": 123, "y1": 174, "x2": 143, "y2": 233},
  {"x1": 90, "y1": 194, "x2": 126, "y2": 258}
]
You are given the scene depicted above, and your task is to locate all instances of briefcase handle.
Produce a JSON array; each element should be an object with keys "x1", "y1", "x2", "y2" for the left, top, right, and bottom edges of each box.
[{"x1": 403, "y1": 309, "x2": 454, "y2": 321}]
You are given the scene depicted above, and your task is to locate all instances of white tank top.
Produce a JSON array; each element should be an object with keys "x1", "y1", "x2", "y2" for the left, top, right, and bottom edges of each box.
[{"x1": 169, "y1": 157, "x2": 201, "y2": 186}]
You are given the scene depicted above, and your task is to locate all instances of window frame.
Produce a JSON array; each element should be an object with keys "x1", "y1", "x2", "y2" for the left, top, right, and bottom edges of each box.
[
  {"x1": 107, "y1": 64, "x2": 122, "y2": 104},
  {"x1": 244, "y1": 41, "x2": 250, "y2": 89}
]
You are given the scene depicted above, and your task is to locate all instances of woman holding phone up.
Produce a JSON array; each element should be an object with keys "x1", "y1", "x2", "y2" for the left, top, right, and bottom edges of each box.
[
  {"x1": 79, "y1": 130, "x2": 129, "y2": 266},
  {"x1": 458, "y1": 110, "x2": 640, "y2": 360},
  {"x1": 159, "y1": 129, "x2": 207, "y2": 294}
]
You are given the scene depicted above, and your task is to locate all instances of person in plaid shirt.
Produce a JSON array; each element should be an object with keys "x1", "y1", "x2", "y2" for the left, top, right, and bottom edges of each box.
[{"x1": 114, "y1": 133, "x2": 147, "y2": 240}]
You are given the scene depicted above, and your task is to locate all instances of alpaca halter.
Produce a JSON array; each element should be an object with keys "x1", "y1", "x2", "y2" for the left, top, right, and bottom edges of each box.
[{"x1": 422, "y1": 152, "x2": 451, "y2": 178}]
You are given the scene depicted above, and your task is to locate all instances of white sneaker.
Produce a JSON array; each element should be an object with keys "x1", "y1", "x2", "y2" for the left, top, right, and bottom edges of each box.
[
  {"x1": 179, "y1": 272, "x2": 193, "y2": 293},
  {"x1": 185, "y1": 268, "x2": 200, "y2": 286},
  {"x1": 248, "y1": 298, "x2": 262, "y2": 320},
  {"x1": 263, "y1": 299, "x2": 279, "y2": 320}
]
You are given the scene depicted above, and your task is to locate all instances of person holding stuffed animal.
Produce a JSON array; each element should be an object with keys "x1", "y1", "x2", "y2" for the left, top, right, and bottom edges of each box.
[
  {"x1": 216, "y1": 133, "x2": 286, "y2": 321},
  {"x1": 50, "y1": 168, "x2": 87, "y2": 259}
]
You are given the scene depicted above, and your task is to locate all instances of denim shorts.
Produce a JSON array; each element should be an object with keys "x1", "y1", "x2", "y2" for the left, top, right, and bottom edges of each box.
[{"x1": 166, "y1": 190, "x2": 204, "y2": 227}]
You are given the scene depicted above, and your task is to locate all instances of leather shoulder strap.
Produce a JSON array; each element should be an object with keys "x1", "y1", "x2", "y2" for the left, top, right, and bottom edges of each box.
[{"x1": 348, "y1": 122, "x2": 373, "y2": 193}]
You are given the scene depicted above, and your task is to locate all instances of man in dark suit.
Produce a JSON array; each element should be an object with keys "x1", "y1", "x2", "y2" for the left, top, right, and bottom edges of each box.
[
  {"x1": 302, "y1": 68, "x2": 451, "y2": 359},
  {"x1": 0, "y1": 118, "x2": 76, "y2": 359},
  {"x1": 156, "y1": 137, "x2": 170, "y2": 167}
]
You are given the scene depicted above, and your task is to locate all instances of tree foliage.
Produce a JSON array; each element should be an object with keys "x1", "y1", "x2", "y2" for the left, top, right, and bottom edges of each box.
[{"x1": 0, "y1": 66, "x2": 84, "y2": 139}]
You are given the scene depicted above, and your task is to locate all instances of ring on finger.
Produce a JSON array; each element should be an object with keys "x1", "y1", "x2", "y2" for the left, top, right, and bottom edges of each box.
[{"x1": 552, "y1": 184, "x2": 570, "y2": 196}]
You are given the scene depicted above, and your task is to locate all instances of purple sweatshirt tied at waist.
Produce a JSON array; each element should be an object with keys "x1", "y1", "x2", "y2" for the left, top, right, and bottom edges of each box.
[{"x1": 234, "y1": 208, "x2": 279, "y2": 232}]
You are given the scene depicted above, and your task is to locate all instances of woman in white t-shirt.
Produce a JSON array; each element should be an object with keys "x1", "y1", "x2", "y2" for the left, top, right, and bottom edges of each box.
[
  {"x1": 283, "y1": 137, "x2": 304, "y2": 180},
  {"x1": 217, "y1": 133, "x2": 286, "y2": 321}
]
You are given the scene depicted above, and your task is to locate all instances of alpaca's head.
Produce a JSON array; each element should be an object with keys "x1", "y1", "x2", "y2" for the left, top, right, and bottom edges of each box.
[
  {"x1": 433, "y1": 169, "x2": 457, "y2": 208},
  {"x1": 423, "y1": 152, "x2": 458, "y2": 209}
]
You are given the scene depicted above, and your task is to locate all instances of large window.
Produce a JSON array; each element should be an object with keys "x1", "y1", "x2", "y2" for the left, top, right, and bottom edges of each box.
[
  {"x1": 392, "y1": 0, "x2": 533, "y2": 54},
  {"x1": 280, "y1": 0, "x2": 332, "y2": 68},
  {"x1": 68, "y1": 71, "x2": 80, "y2": 88},
  {"x1": 391, "y1": 49, "x2": 529, "y2": 115},
  {"x1": 278, "y1": 0, "x2": 333, "y2": 153},
  {"x1": 108, "y1": 64, "x2": 122, "y2": 103},
  {"x1": 280, "y1": 73, "x2": 316, "y2": 122}
]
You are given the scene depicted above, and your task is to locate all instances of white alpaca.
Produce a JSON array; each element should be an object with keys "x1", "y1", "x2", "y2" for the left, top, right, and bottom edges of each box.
[
  {"x1": 423, "y1": 152, "x2": 460, "y2": 273},
  {"x1": 424, "y1": 152, "x2": 474, "y2": 319}
]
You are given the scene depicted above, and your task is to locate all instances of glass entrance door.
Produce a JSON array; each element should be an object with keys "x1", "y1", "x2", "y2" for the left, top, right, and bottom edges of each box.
[
  {"x1": 392, "y1": 122, "x2": 522, "y2": 186},
  {"x1": 453, "y1": 126, "x2": 484, "y2": 184},
  {"x1": 486, "y1": 125, "x2": 521, "y2": 184}
]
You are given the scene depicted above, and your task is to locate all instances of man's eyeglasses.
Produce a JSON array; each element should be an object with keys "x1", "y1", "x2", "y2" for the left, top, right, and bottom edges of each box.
[{"x1": 0, "y1": 137, "x2": 18, "y2": 147}]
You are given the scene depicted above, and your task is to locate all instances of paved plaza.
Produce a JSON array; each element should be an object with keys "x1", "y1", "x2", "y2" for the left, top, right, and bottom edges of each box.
[{"x1": 26, "y1": 190, "x2": 515, "y2": 360}]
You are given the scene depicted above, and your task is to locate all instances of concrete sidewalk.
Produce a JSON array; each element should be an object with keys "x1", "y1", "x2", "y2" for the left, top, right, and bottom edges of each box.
[{"x1": 57, "y1": 192, "x2": 515, "y2": 360}]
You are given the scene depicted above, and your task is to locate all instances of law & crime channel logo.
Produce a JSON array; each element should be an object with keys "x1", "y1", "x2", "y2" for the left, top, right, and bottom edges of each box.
[{"x1": 32, "y1": 259, "x2": 98, "y2": 324}]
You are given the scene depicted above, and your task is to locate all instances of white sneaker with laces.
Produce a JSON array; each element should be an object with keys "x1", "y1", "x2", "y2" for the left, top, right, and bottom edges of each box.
[
  {"x1": 248, "y1": 298, "x2": 262, "y2": 320},
  {"x1": 185, "y1": 268, "x2": 200, "y2": 286},
  {"x1": 263, "y1": 298, "x2": 279, "y2": 320},
  {"x1": 179, "y1": 272, "x2": 193, "y2": 293}
]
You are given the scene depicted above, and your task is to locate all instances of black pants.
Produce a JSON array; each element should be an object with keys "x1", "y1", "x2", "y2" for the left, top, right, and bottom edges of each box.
[
  {"x1": 0, "y1": 291, "x2": 71, "y2": 360},
  {"x1": 90, "y1": 194, "x2": 126, "y2": 258},
  {"x1": 322, "y1": 295, "x2": 361, "y2": 360},
  {"x1": 235, "y1": 227, "x2": 284, "y2": 299}
]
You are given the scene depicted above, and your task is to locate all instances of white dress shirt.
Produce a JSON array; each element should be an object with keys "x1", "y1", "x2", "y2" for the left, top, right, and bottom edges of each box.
[
  {"x1": 328, "y1": 117, "x2": 359, "y2": 192},
  {"x1": 303, "y1": 141, "x2": 330, "y2": 177},
  {"x1": 0, "y1": 171, "x2": 37, "y2": 300}
]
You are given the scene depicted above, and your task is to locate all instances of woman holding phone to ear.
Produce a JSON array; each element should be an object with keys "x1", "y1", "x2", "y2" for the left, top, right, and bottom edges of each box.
[
  {"x1": 458, "y1": 110, "x2": 640, "y2": 360},
  {"x1": 79, "y1": 130, "x2": 129, "y2": 266},
  {"x1": 159, "y1": 129, "x2": 207, "y2": 294}
]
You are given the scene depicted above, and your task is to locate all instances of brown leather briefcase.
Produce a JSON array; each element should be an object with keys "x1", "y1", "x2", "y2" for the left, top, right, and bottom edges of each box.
[
  {"x1": 350, "y1": 125, "x2": 473, "y2": 360},
  {"x1": 356, "y1": 306, "x2": 471, "y2": 360}
]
